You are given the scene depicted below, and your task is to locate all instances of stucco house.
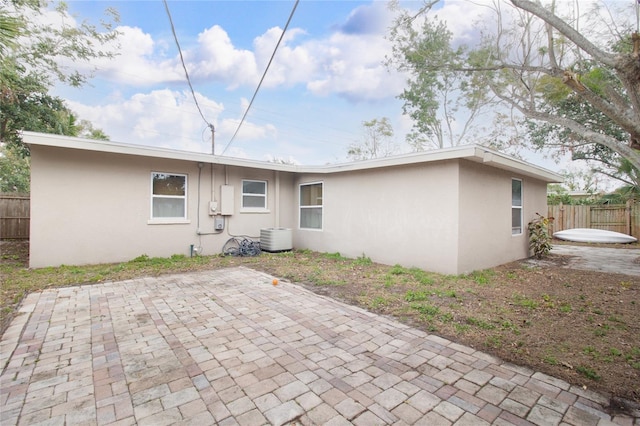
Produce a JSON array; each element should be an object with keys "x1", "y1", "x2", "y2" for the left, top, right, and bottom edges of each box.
[{"x1": 23, "y1": 131, "x2": 561, "y2": 275}]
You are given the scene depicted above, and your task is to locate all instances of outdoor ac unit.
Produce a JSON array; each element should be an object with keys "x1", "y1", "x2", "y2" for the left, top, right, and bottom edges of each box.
[{"x1": 260, "y1": 228, "x2": 293, "y2": 252}]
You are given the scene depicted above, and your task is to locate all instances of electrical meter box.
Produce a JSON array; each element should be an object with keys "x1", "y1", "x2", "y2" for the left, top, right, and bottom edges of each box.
[{"x1": 208, "y1": 201, "x2": 217, "y2": 215}]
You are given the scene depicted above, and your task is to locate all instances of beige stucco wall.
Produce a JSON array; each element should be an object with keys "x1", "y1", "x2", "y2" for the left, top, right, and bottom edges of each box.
[
  {"x1": 293, "y1": 161, "x2": 462, "y2": 274},
  {"x1": 292, "y1": 159, "x2": 550, "y2": 275},
  {"x1": 219, "y1": 167, "x2": 295, "y2": 237},
  {"x1": 29, "y1": 145, "x2": 550, "y2": 274},
  {"x1": 456, "y1": 160, "x2": 548, "y2": 274},
  {"x1": 29, "y1": 146, "x2": 294, "y2": 268}
]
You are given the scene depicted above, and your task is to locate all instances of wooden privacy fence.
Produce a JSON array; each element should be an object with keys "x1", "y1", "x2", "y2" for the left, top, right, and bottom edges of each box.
[
  {"x1": 1, "y1": 194, "x2": 638, "y2": 241},
  {"x1": 0, "y1": 193, "x2": 30, "y2": 239},
  {"x1": 548, "y1": 201, "x2": 640, "y2": 239}
]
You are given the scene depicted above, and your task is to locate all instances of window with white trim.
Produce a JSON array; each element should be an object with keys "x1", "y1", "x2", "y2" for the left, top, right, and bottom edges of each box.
[
  {"x1": 512, "y1": 178, "x2": 522, "y2": 235},
  {"x1": 300, "y1": 182, "x2": 323, "y2": 230},
  {"x1": 151, "y1": 172, "x2": 187, "y2": 219},
  {"x1": 242, "y1": 180, "x2": 267, "y2": 210}
]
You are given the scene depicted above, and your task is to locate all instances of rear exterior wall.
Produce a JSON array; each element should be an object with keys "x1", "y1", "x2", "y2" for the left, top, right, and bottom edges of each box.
[
  {"x1": 456, "y1": 160, "x2": 548, "y2": 274},
  {"x1": 292, "y1": 159, "x2": 548, "y2": 275},
  {"x1": 29, "y1": 146, "x2": 294, "y2": 268},
  {"x1": 293, "y1": 161, "x2": 462, "y2": 274},
  {"x1": 29, "y1": 146, "x2": 548, "y2": 274}
]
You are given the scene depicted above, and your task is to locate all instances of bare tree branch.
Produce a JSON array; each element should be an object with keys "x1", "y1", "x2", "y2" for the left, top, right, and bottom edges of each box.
[
  {"x1": 509, "y1": 0, "x2": 616, "y2": 67},
  {"x1": 491, "y1": 86, "x2": 640, "y2": 167}
]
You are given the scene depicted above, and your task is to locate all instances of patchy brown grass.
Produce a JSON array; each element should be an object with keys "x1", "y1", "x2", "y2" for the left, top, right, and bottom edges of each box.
[{"x1": 1, "y1": 240, "x2": 639, "y2": 406}]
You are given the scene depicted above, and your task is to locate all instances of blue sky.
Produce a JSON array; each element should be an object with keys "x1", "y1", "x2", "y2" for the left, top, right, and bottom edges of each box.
[
  {"x1": 53, "y1": 0, "x2": 415, "y2": 165},
  {"x1": 49, "y1": 0, "x2": 628, "y2": 181}
]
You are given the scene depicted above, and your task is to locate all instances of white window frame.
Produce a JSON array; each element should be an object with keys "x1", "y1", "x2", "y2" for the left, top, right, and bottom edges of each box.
[
  {"x1": 512, "y1": 178, "x2": 523, "y2": 235},
  {"x1": 241, "y1": 179, "x2": 268, "y2": 212},
  {"x1": 149, "y1": 172, "x2": 189, "y2": 224},
  {"x1": 299, "y1": 181, "x2": 323, "y2": 230}
]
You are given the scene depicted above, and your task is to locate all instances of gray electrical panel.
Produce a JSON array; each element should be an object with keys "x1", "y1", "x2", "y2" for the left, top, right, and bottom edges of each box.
[{"x1": 214, "y1": 216, "x2": 225, "y2": 230}]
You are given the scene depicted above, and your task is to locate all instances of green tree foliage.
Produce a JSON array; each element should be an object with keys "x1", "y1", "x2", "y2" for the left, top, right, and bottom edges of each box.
[
  {"x1": 387, "y1": 0, "x2": 640, "y2": 175},
  {"x1": 0, "y1": 4, "x2": 21, "y2": 58},
  {"x1": 598, "y1": 185, "x2": 640, "y2": 204},
  {"x1": 0, "y1": 143, "x2": 29, "y2": 192},
  {"x1": 1, "y1": 0, "x2": 118, "y2": 147},
  {"x1": 2, "y1": 0, "x2": 119, "y2": 87},
  {"x1": 0, "y1": 0, "x2": 118, "y2": 192},
  {"x1": 267, "y1": 156, "x2": 297, "y2": 165},
  {"x1": 387, "y1": 8, "x2": 494, "y2": 150},
  {"x1": 528, "y1": 48, "x2": 639, "y2": 189},
  {"x1": 2, "y1": 71, "x2": 79, "y2": 149},
  {"x1": 76, "y1": 119, "x2": 110, "y2": 141},
  {"x1": 347, "y1": 117, "x2": 397, "y2": 161}
]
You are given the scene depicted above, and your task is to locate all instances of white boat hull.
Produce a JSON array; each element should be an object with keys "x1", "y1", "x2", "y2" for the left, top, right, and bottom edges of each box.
[{"x1": 553, "y1": 228, "x2": 637, "y2": 244}]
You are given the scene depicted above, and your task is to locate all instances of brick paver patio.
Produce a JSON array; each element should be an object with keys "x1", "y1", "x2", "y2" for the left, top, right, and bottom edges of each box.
[{"x1": 1, "y1": 267, "x2": 637, "y2": 425}]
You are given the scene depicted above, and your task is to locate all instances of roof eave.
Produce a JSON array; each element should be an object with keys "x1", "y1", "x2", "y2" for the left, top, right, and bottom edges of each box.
[
  {"x1": 21, "y1": 131, "x2": 297, "y2": 172},
  {"x1": 21, "y1": 131, "x2": 563, "y2": 182},
  {"x1": 474, "y1": 147, "x2": 562, "y2": 183}
]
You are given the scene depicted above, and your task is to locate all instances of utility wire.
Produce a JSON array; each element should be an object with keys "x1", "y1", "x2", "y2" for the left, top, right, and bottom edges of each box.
[
  {"x1": 222, "y1": 0, "x2": 300, "y2": 155},
  {"x1": 163, "y1": 0, "x2": 215, "y2": 136}
]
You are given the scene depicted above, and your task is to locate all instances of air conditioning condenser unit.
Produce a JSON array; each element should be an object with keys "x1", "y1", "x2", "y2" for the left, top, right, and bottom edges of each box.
[{"x1": 260, "y1": 228, "x2": 293, "y2": 252}]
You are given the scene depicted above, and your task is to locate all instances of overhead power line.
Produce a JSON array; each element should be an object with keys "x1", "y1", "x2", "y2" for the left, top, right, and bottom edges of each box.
[
  {"x1": 221, "y1": 0, "x2": 300, "y2": 155},
  {"x1": 163, "y1": 0, "x2": 215, "y2": 151}
]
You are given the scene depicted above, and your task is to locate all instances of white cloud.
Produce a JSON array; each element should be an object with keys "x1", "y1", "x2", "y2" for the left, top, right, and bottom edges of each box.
[
  {"x1": 425, "y1": 1, "x2": 497, "y2": 45},
  {"x1": 185, "y1": 14, "x2": 405, "y2": 102},
  {"x1": 68, "y1": 89, "x2": 276, "y2": 153},
  {"x1": 253, "y1": 27, "x2": 316, "y2": 88},
  {"x1": 220, "y1": 146, "x2": 250, "y2": 159},
  {"x1": 96, "y1": 26, "x2": 184, "y2": 86},
  {"x1": 189, "y1": 25, "x2": 258, "y2": 88},
  {"x1": 306, "y1": 31, "x2": 405, "y2": 101},
  {"x1": 77, "y1": 3, "x2": 407, "y2": 104},
  {"x1": 338, "y1": 1, "x2": 394, "y2": 35},
  {"x1": 218, "y1": 119, "x2": 277, "y2": 144},
  {"x1": 426, "y1": 0, "x2": 635, "y2": 50}
]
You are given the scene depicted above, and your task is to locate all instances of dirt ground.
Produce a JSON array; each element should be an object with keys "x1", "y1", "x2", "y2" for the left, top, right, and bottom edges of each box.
[
  {"x1": 248, "y1": 246, "x2": 640, "y2": 408},
  {"x1": 1, "y1": 239, "x2": 639, "y2": 411}
]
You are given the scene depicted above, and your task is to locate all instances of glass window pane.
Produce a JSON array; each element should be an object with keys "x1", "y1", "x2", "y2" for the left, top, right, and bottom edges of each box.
[
  {"x1": 153, "y1": 174, "x2": 185, "y2": 196},
  {"x1": 153, "y1": 198, "x2": 185, "y2": 218},
  {"x1": 512, "y1": 208, "x2": 522, "y2": 234},
  {"x1": 243, "y1": 180, "x2": 266, "y2": 195},
  {"x1": 301, "y1": 183, "x2": 322, "y2": 206},
  {"x1": 300, "y1": 183, "x2": 323, "y2": 229},
  {"x1": 301, "y1": 207, "x2": 322, "y2": 229},
  {"x1": 243, "y1": 195, "x2": 265, "y2": 208},
  {"x1": 512, "y1": 179, "x2": 522, "y2": 206},
  {"x1": 300, "y1": 186, "x2": 310, "y2": 206}
]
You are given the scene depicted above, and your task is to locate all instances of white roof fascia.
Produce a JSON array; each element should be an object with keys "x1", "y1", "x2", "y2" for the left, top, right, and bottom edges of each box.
[
  {"x1": 474, "y1": 146, "x2": 562, "y2": 183},
  {"x1": 304, "y1": 145, "x2": 562, "y2": 183},
  {"x1": 21, "y1": 131, "x2": 297, "y2": 172},
  {"x1": 300, "y1": 145, "x2": 480, "y2": 174},
  {"x1": 22, "y1": 131, "x2": 562, "y2": 183}
]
